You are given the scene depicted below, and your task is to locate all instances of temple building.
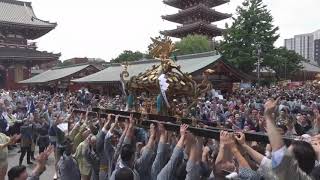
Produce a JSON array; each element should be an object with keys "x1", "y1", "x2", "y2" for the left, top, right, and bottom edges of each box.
[
  {"x1": 0, "y1": 0, "x2": 60, "y2": 89},
  {"x1": 20, "y1": 64, "x2": 100, "y2": 92},
  {"x1": 72, "y1": 52, "x2": 252, "y2": 95},
  {"x1": 161, "y1": 0, "x2": 231, "y2": 39}
]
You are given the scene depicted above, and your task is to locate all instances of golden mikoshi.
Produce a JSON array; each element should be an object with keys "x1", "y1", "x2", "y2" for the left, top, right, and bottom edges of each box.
[{"x1": 120, "y1": 36, "x2": 215, "y2": 116}]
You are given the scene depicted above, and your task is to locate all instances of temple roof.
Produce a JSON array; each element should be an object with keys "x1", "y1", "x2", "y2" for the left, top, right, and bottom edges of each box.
[
  {"x1": 19, "y1": 64, "x2": 94, "y2": 84},
  {"x1": 0, "y1": 47, "x2": 60, "y2": 61},
  {"x1": 162, "y1": 3, "x2": 231, "y2": 24},
  {"x1": 73, "y1": 52, "x2": 221, "y2": 83},
  {"x1": 72, "y1": 52, "x2": 252, "y2": 83},
  {"x1": 160, "y1": 21, "x2": 224, "y2": 38},
  {"x1": 301, "y1": 61, "x2": 320, "y2": 72},
  {"x1": 0, "y1": 0, "x2": 57, "y2": 39},
  {"x1": 163, "y1": 0, "x2": 230, "y2": 9}
]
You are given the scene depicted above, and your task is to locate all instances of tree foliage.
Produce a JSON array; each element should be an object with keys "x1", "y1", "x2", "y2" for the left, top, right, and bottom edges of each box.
[
  {"x1": 110, "y1": 50, "x2": 144, "y2": 63},
  {"x1": 219, "y1": 0, "x2": 279, "y2": 72},
  {"x1": 264, "y1": 47, "x2": 304, "y2": 80},
  {"x1": 175, "y1": 35, "x2": 212, "y2": 55}
]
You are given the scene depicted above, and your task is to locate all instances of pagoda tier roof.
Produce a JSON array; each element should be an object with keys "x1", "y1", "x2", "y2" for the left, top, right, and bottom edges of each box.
[
  {"x1": 0, "y1": 0, "x2": 57, "y2": 39},
  {"x1": 160, "y1": 21, "x2": 224, "y2": 38},
  {"x1": 163, "y1": 0, "x2": 230, "y2": 9},
  {"x1": 162, "y1": 3, "x2": 231, "y2": 24},
  {"x1": 0, "y1": 47, "x2": 60, "y2": 61}
]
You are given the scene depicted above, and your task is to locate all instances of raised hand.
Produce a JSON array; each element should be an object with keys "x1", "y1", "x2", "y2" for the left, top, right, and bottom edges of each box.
[
  {"x1": 107, "y1": 114, "x2": 112, "y2": 122},
  {"x1": 158, "y1": 123, "x2": 168, "y2": 143},
  {"x1": 124, "y1": 119, "x2": 129, "y2": 130},
  {"x1": 219, "y1": 131, "x2": 235, "y2": 147},
  {"x1": 150, "y1": 123, "x2": 156, "y2": 138},
  {"x1": 219, "y1": 131, "x2": 229, "y2": 145},
  {"x1": 129, "y1": 114, "x2": 135, "y2": 127},
  {"x1": 85, "y1": 108, "x2": 89, "y2": 122},
  {"x1": 234, "y1": 132, "x2": 245, "y2": 145},
  {"x1": 158, "y1": 123, "x2": 165, "y2": 134},
  {"x1": 180, "y1": 124, "x2": 189, "y2": 137},
  {"x1": 203, "y1": 146, "x2": 210, "y2": 156},
  {"x1": 114, "y1": 115, "x2": 119, "y2": 124},
  {"x1": 202, "y1": 145, "x2": 211, "y2": 163},
  {"x1": 264, "y1": 97, "x2": 280, "y2": 116},
  {"x1": 36, "y1": 145, "x2": 54, "y2": 167}
]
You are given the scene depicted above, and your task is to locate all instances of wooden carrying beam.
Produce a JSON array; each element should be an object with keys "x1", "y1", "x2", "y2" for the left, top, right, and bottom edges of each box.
[{"x1": 74, "y1": 109, "x2": 295, "y2": 144}]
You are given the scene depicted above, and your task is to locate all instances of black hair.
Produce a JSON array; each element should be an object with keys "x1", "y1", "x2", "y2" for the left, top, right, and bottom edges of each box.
[
  {"x1": 115, "y1": 167, "x2": 134, "y2": 180},
  {"x1": 8, "y1": 165, "x2": 26, "y2": 180},
  {"x1": 291, "y1": 141, "x2": 316, "y2": 174},
  {"x1": 121, "y1": 144, "x2": 135, "y2": 162}
]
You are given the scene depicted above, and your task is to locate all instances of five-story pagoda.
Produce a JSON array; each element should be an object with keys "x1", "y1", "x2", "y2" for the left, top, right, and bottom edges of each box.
[{"x1": 161, "y1": 0, "x2": 231, "y2": 39}]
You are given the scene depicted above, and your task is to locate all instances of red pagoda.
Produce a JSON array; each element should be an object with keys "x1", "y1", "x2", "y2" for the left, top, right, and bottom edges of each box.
[
  {"x1": 0, "y1": 0, "x2": 60, "y2": 89},
  {"x1": 161, "y1": 0, "x2": 231, "y2": 39}
]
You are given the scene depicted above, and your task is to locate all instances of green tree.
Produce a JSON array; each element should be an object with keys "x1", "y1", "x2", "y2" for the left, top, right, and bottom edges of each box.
[
  {"x1": 219, "y1": 0, "x2": 279, "y2": 72},
  {"x1": 110, "y1": 50, "x2": 144, "y2": 63},
  {"x1": 264, "y1": 47, "x2": 303, "y2": 80},
  {"x1": 175, "y1": 35, "x2": 212, "y2": 55}
]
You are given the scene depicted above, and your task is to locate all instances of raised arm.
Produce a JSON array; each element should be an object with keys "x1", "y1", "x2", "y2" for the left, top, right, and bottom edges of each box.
[
  {"x1": 156, "y1": 124, "x2": 188, "y2": 180},
  {"x1": 235, "y1": 132, "x2": 265, "y2": 164},
  {"x1": 135, "y1": 123, "x2": 157, "y2": 176},
  {"x1": 102, "y1": 114, "x2": 113, "y2": 133},
  {"x1": 230, "y1": 136, "x2": 250, "y2": 169},
  {"x1": 112, "y1": 119, "x2": 129, "y2": 166},
  {"x1": 0, "y1": 134, "x2": 20, "y2": 149},
  {"x1": 124, "y1": 114, "x2": 135, "y2": 145},
  {"x1": 264, "y1": 97, "x2": 284, "y2": 152},
  {"x1": 215, "y1": 131, "x2": 233, "y2": 169},
  {"x1": 186, "y1": 135, "x2": 202, "y2": 180},
  {"x1": 108, "y1": 115, "x2": 119, "y2": 134},
  {"x1": 151, "y1": 123, "x2": 169, "y2": 180},
  {"x1": 28, "y1": 146, "x2": 54, "y2": 180}
]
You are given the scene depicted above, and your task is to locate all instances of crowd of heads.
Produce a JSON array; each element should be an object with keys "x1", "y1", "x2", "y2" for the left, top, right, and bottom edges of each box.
[{"x1": 0, "y1": 85, "x2": 319, "y2": 180}]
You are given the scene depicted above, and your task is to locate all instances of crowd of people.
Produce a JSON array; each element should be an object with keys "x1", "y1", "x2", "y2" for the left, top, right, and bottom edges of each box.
[{"x1": 0, "y1": 85, "x2": 319, "y2": 180}]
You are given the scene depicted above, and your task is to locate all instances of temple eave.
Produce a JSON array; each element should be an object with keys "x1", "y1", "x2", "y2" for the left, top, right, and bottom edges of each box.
[
  {"x1": 160, "y1": 28, "x2": 223, "y2": 38},
  {"x1": 163, "y1": 0, "x2": 230, "y2": 9},
  {"x1": 0, "y1": 22, "x2": 56, "y2": 39},
  {"x1": 162, "y1": 12, "x2": 231, "y2": 24}
]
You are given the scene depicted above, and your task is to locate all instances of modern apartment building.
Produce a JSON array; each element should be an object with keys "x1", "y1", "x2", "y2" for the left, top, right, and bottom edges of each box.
[{"x1": 284, "y1": 29, "x2": 320, "y2": 65}]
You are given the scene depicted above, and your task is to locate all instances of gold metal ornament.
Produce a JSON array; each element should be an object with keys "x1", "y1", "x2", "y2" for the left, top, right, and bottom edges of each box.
[{"x1": 120, "y1": 36, "x2": 215, "y2": 116}]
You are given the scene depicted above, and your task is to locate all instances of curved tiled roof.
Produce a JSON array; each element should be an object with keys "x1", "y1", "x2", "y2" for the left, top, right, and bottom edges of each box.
[
  {"x1": 301, "y1": 61, "x2": 320, "y2": 72},
  {"x1": 0, "y1": 47, "x2": 60, "y2": 60},
  {"x1": 73, "y1": 52, "x2": 222, "y2": 83},
  {"x1": 20, "y1": 64, "x2": 93, "y2": 84},
  {"x1": 160, "y1": 21, "x2": 224, "y2": 38},
  {"x1": 162, "y1": 3, "x2": 231, "y2": 24},
  {"x1": 0, "y1": 0, "x2": 56, "y2": 39},
  {"x1": 163, "y1": 0, "x2": 230, "y2": 9}
]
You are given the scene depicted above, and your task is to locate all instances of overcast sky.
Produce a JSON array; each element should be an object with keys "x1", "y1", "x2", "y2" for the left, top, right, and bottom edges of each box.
[{"x1": 27, "y1": 0, "x2": 320, "y2": 61}]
